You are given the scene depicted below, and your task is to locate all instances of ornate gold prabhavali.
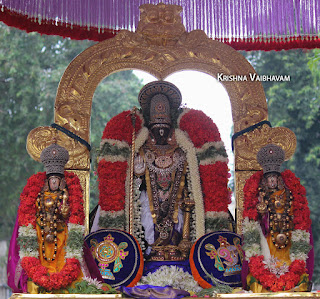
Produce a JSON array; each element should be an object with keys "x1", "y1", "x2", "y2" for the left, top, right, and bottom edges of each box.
[
  {"x1": 26, "y1": 2, "x2": 296, "y2": 235},
  {"x1": 20, "y1": 7, "x2": 302, "y2": 299}
]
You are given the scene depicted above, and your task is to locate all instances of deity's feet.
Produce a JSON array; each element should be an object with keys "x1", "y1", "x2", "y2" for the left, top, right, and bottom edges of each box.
[{"x1": 150, "y1": 245, "x2": 186, "y2": 261}]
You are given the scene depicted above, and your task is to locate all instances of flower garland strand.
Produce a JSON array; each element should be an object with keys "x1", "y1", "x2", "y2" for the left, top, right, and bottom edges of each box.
[
  {"x1": 242, "y1": 170, "x2": 311, "y2": 292},
  {"x1": 18, "y1": 171, "x2": 85, "y2": 291}
]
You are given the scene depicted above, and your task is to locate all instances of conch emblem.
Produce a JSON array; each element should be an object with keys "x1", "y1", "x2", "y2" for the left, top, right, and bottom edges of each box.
[{"x1": 205, "y1": 236, "x2": 243, "y2": 276}]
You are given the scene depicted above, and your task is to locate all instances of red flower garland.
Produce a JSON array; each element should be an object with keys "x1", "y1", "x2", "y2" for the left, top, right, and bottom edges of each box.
[
  {"x1": 21, "y1": 257, "x2": 80, "y2": 291},
  {"x1": 179, "y1": 109, "x2": 221, "y2": 148},
  {"x1": 101, "y1": 110, "x2": 143, "y2": 145},
  {"x1": 98, "y1": 108, "x2": 230, "y2": 217},
  {"x1": 179, "y1": 109, "x2": 230, "y2": 213},
  {"x1": 249, "y1": 256, "x2": 306, "y2": 292},
  {"x1": 199, "y1": 162, "x2": 231, "y2": 213},
  {"x1": 243, "y1": 169, "x2": 311, "y2": 291},
  {"x1": 98, "y1": 160, "x2": 128, "y2": 211},
  {"x1": 18, "y1": 171, "x2": 85, "y2": 291}
]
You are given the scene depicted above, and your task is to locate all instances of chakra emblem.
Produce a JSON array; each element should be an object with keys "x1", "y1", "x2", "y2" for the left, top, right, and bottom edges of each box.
[
  {"x1": 205, "y1": 236, "x2": 243, "y2": 276},
  {"x1": 90, "y1": 234, "x2": 128, "y2": 280}
]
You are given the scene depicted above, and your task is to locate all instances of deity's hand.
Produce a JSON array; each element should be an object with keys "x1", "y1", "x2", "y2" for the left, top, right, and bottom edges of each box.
[
  {"x1": 134, "y1": 155, "x2": 146, "y2": 175},
  {"x1": 61, "y1": 189, "x2": 70, "y2": 218},
  {"x1": 258, "y1": 191, "x2": 266, "y2": 202},
  {"x1": 256, "y1": 191, "x2": 267, "y2": 214},
  {"x1": 180, "y1": 189, "x2": 195, "y2": 211}
]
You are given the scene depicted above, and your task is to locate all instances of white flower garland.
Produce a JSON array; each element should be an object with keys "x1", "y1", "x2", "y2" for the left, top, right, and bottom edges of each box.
[
  {"x1": 175, "y1": 128, "x2": 205, "y2": 239},
  {"x1": 132, "y1": 178, "x2": 146, "y2": 251},
  {"x1": 134, "y1": 126, "x2": 149, "y2": 154},
  {"x1": 205, "y1": 211, "x2": 230, "y2": 233},
  {"x1": 19, "y1": 223, "x2": 85, "y2": 260},
  {"x1": 18, "y1": 224, "x2": 39, "y2": 258},
  {"x1": 138, "y1": 265, "x2": 202, "y2": 293},
  {"x1": 291, "y1": 229, "x2": 310, "y2": 243},
  {"x1": 100, "y1": 209, "x2": 125, "y2": 218},
  {"x1": 65, "y1": 223, "x2": 85, "y2": 259},
  {"x1": 196, "y1": 141, "x2": 229, "y2": 165},
  {"x1": 98, "y1": 139, "x2": 130, "y2": 163},
  {"x1": 290, "y1": 229, "x2": 311, "y2": 262},
  {"x1": 242, "y1": 217, "x2": 263, "y2": 260},
  {"x1": 242, "y1": 217, "x2": 311, "y2": 263}
]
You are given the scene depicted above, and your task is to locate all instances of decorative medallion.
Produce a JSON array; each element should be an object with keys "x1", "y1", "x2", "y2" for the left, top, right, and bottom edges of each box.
[
  {"x1": 90, "y1": 234, "x2": 129, "y2": 280},
  {"x1": 190, "y1": 232, "x2": 244, "y2": 288},
  {"x1": 85, "y1": 229, "x2": 144, "y2": 287}
]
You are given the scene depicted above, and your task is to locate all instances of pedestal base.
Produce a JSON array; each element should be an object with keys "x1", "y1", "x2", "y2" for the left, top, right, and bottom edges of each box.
[{"x1": 10, "y1": 292, "x2": 320, "y2": 299}]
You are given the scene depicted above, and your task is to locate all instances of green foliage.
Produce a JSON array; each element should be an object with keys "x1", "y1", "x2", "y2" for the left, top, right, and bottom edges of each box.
[
  {"x1": 68, "y1": 280, "x2": 118, "y2": 294},
  {"x1": 196, "y1": 274, "x2": 233, "y2": 295},
  {"x1": 89, "y1": 72, "x2": 143, "y2": 208},
  {"x1": 0, "y1": 23, "x2": 143, "y2": 241},
  {"x1": 243, "y1": 49, "x2": 320, "y2": 284}
]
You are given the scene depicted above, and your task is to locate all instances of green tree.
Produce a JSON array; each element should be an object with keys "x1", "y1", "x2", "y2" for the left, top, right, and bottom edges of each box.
[
  {"x1": 243, "y1": 49, "x2": 320, "y2": 284},
  {"x1": 90, "y1": 72, "x2": 144, "y2": 208},
  {"x1": 0, "y1": 23, "x2": 143, "y2": 241}
]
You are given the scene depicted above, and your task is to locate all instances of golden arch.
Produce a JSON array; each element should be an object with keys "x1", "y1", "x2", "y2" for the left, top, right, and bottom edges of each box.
[{"x1": 26, "y1": 4, "x2": 296, "y2": 233}]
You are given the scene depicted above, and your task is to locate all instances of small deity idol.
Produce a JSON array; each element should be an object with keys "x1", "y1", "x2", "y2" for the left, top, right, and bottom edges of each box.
[
  {"x1": 7, "y1": 143, "x2": 100, "y2": 293},
  {"x1": 242, "y1": 144, "x2": 313, "y2": 292}
]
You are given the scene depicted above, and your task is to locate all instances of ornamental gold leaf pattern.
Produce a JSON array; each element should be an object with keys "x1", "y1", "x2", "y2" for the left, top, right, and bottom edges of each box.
[
  {"x1": 234, "y1": 125, "x2": 297, "y2": 171},
  {"x1": 235, "y1": 171, "x2": 256, "y2": 234}
]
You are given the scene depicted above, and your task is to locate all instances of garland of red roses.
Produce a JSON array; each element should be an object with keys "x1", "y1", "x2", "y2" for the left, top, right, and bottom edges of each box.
[
  {"x1": 19, "y1": 171, "x2": 85, "y2": 291},
  {"x1": 243, "y1": 169, "x2": 310, "y2": 291},
  {"x1": 199, "y1": 162, "x2": 230, "y2": 213},
  {"x1": 249, "y1": 256, "x2": 306, "y2": 292}
]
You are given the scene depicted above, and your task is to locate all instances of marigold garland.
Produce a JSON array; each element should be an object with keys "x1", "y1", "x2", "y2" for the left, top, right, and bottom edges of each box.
[
  {"x1": 18, "y1": 171, "x2": 85, "y2": 291},
  {"x1": 243, "y1": 169, "x2": 311, "y2": 291}
]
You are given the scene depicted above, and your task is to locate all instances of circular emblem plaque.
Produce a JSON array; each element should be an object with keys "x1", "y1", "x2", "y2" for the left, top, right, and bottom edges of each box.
[
  {"x1": 190, "y1": 231, "x2": 244, "y2": 288},
  {"x1": 85, "y1": 229, "x2": 144, "y2": 287}
]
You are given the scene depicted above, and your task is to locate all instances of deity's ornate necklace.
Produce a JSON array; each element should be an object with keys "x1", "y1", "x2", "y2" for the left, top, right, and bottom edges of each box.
[
  {"x1": 257, "y1": 187, "x2": 293, "y2": 249},
  {"x1": 268, "y1": 189, "x2": 293, "y2": 249},
  {"x1": 36, "y1": 187, "x2": 66, "y2": 262},
  {"x1": 144, "y1": 145, "x2": 187, "y2": 241}
]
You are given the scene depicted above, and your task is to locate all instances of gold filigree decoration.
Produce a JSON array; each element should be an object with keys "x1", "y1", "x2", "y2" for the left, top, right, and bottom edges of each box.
[
  {"x1": 235, "y1": 171, "x2": 256, "y2": 234},
  {"x1": 69, "y1": 170, "x2": 90, "y2": 234},
  {"x1": 137, "y1": 3, "x2": 185, "y2": 46},
  {"x1": 27, "y1": 127, "x2": 90, "y2": 170},
  {"x1": 234, "y1": 124, "x2": 297, "y2": 171}
]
